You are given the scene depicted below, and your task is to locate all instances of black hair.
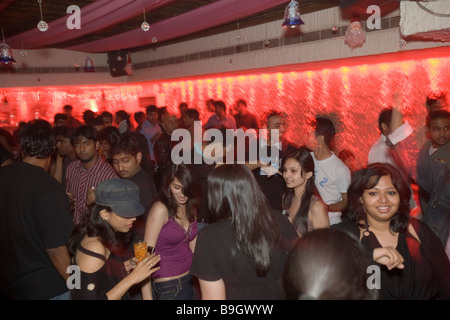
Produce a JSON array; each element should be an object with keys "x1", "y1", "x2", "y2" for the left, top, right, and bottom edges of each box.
[
  {"x1": 96, "y1": 126, "x2": 120, "y2": 146},
  {"x1": 378, "y1": 107, "x2": 393, "y2": 132},
  {"x1": 426, "y1": 109, "x2": 450, "y2": 128},
  {"x1": 57, "y1": 125, "x2": 76, "y2": 140},
  {"x1": 207, "y1": 164, "x2": 281, "y2": 277},
  {"x1": 283, "y1": 228, "x2": 377, "y2": 300},
  {"x1": 54, "y1": 113, "x2": 67, "y2": 122},
  {"x1": 157, "y1": 162, "x2": 200, "y2": 223},
  {"x1": 282, "y1": 147, "x2": 318, "y2": 235},
  {"x1": 110, "y1": 132, "x2": 141, "y2": 157},
  {"x1": 185, "y1": 108, "x2": 200, "y2": 121},
  {"x1": 214, "y1": 100, "x2": 227, "y2": 111},
  {"x1": 83, "y1": 110, "x2": 96, "y2": 126},
  {"x1": 134, "y1": 111, "x2": 146, "y2": 123},
  {"x1": 236, "y1": 99, "x2": 247, "y2": 107},
  {"x1": 68, "y1": 205, "x2": 130, "y2": 257},
  {"x1": 0, "y1": 144, "x2": 12, "y2": 166},
  {"x1": 347, "y1": 163, "x2": 410, "y2": 233},
  {"x1": 313, "y1": 117, "x2": 336, "y2": 147},
  {"x1": 18, "y1": 120, "x2": 56, "y2": 159},
  {"x1": 70, "y1": 125, "x2": 98, "y2": 145},
  {"x1": 146, "y1": 105, "x2": 158, "y2": 114}
]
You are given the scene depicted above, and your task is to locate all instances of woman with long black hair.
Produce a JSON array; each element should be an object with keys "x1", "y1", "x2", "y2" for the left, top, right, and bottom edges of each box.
[
  {"x1": 191, "y1": 164, "x2": 298, "y2": 300},
  {"x1": 282, "y1": 147, "x2": 329, "y2": 236},
  {"x1": 141, "y1": 163, "x2": 201, "y2": 300}
]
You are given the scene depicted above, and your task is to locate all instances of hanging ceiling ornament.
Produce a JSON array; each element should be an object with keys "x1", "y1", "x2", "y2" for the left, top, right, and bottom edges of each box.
[
  {"x1": 141, "y1": 8, "x2": 150, "y2": 32},
  {"x1": 282, "y1": 0, "x2": 304, "y2": 29},
  {"x1": 344, "y1": 20, "x2": 366, "y2": 49},
  {"x1": 84, "y1": 57, "x2": 96, "y2": 72},
  {"x1": 37, "y1": 0, "x2": 48, "y2": 32},
  {"x1": 0, "y1": 29, "x2": 16, "y2": 65}
]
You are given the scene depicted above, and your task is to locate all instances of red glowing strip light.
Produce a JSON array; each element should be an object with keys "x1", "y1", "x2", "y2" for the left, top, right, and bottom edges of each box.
[{"x1": 1, "y1": 47, "x2": 449, "y2": 168}]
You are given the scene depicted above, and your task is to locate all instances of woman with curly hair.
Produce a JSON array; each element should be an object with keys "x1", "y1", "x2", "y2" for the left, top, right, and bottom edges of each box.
[{"x1": 334, "y1": 162, "x2": 450, "y2": 299}]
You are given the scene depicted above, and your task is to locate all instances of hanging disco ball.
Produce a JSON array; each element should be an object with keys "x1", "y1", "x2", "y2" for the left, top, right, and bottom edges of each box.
[{"x1": 37, "y1": 20, "x2": 49, "y2": 32}]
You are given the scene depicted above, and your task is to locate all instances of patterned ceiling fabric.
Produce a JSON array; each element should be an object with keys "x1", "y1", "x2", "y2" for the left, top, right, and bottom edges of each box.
[
  {"x1": 63, "y1": 0, "x2": 288, "y2": 53},
  {"x1": 4, "y1": 0, "x2": 180, "y2": 50}
]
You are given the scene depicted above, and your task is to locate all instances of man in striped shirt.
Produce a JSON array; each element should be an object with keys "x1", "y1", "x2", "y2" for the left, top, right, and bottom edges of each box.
[{"x1": 66, "y1": 125, "x2": 119, "y2": 225}]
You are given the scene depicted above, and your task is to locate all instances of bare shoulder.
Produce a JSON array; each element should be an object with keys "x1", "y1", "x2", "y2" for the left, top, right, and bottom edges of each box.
[
  {"x1": 148, "y1": 201, "x2": 169, "y2": 222},
  {"x1": 310, "y1": 195, "x2": 327, "y2": 213},
  {"x1": 76, "y1": 237, "x2": 108, "y2": 273}
]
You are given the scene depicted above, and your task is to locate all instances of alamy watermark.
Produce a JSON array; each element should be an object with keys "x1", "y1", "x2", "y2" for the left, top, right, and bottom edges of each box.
[
  {"x1": 62, "y1": 5, "x2": 382, "y2": 31},
  {"x1": 169, "y1": 121, "x2": 281, "y2": 166}
]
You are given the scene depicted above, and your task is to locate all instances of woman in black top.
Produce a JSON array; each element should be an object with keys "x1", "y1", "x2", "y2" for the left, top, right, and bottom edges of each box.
[
  {"x1": 334, "y1": 163, "x2": 450, "y2": 299},
  {"x1": 191, "y1": 164, "x2": 298, "y2": 300},
  {"x1": 68, "y1": 179, "x2": 160, "y2": 300}
]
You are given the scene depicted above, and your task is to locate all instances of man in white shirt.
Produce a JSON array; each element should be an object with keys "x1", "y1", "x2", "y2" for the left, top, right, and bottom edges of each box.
[
  {"x1": 307, "y1": 117, "x2": 351, "y2": 225},
  {"x1": 368, "y1": 107, "x2": 395, "y2": 166}
]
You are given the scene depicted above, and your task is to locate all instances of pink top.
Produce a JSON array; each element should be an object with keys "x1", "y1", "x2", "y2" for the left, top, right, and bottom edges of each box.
[{"x1": 152, "y1": 218, "x2": 197, "y2": 279}]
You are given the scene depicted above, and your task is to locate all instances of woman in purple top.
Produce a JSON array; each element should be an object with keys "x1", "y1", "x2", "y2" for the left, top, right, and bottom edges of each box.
[{"x1": 142, "y1": 163, "x2": 201, "y2": 300}]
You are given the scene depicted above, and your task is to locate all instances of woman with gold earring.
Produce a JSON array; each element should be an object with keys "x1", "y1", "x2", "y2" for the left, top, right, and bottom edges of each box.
[{"x1": 68, "y1": 179, "x2": 160, "y2": 300}]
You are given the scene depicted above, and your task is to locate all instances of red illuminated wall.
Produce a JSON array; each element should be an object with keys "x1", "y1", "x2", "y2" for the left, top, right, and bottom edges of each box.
[{"x1": 1, "y1": 47, "x2": 450, "y2": 168}]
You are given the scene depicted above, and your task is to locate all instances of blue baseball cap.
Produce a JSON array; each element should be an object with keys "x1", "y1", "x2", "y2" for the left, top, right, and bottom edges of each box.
[{"x1": 95, "y1": 179, "x2": 144, "y2": 218}]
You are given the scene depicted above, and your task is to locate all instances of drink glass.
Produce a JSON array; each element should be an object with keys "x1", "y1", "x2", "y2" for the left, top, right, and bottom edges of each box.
[{"x1": 134, "y1": 240, "x2": 148, "y2": 262}]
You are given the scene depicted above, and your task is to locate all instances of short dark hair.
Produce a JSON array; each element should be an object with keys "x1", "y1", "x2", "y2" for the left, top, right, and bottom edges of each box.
[
  {"x1": 313, "y1": 117, "x2": 336, "y2": 146},
  {"x1": 378, "y1": 107, "x2": 393, "y2": 132},
  {"x1": 236, "y1": 99, "x2": 247, "y2": 107},
  {"x1": 93, "y1": 115, "x2": 104, "y2": 127},
  {"x1": 214, "y1": 100, "x2": 226, "y2": 111},
  {"x1": 426, "y1": 109, "x2": 450, "y2": 128},
  {"x1": 110, "y1": 132, "x2": 140, "y2": 157},
  {"x1": 57, "y1": 125, "x2": 76, "y2": 140},
  {"x1": 115, "y1": 110, "x2": 130, "y2": 121},
  {"x1": 185, "y1": 108, "x2": 200, "y2": 121},
  {"x1": 54, "y1": 113, "x2": 67, "y2": 122},
  {"x1": 97, "y1": 126, "x2": 120, "y2": 146},
  {"x1": 100, "y1": 111, "x2": 113, "y2": 119},
  {"x1": 63, "y1": 104, "x2": 73, "y2": 111},
  {"x1": 134, "y1": 111, "x2": 146, "y2": 123},
  {"x1": 146, "y1": 105, "x2": 158, "y2": 114},
  {"x1": 265, "y1": 110, "x2": 286, "y2": 123},
  {"x1": 18, "y1": 120, "x2": 56, "y2": 159},
  {"x1": 71, "y1": 125, "x2": 98, "y2": 145}
]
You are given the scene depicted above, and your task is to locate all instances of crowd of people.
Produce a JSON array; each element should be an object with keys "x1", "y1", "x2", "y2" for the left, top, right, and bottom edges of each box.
[{"x1": 0, "y1": 94, "x2": 449, "y2": 300}]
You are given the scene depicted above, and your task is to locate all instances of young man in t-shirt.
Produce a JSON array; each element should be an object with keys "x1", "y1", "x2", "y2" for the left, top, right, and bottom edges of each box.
[{"x1": 307, "y1": 117, "x2": 351, "y2": 225}]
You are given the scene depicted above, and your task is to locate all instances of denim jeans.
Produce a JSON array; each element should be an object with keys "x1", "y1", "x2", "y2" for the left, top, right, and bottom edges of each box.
[
  {"x1": 50, "y1": 290, "x2": 71, "y2": 300},
  {"x1": 152, "y1": 274, "x2": 195, "y2": 300}
]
